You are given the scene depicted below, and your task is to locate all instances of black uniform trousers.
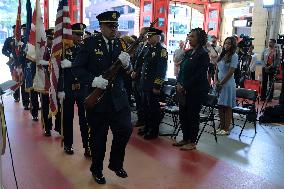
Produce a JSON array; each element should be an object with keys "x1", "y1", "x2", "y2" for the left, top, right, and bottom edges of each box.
[
  {"x1": 30, "y1": 90, "x2": 39, "y2": 117},
  {"x1": 261, "y1": 67, "x2": 275, "y2": 100},
  {"x1": 88, "y1": 107, "x2": 132, "y2": 172},
  {"x1": 179, "y1": 92, "x2": 205, "y2": 143},
  {"x1": 142, "y1": 91, "x2": 161, "y2": 135},
  {"x1": 41, "y1": 93, "x2": 52, "y2": 131},
  {"x1": 133, "y1": 80, "x2": 145, "y2": 124},
  {"x1": 63, "y1": 96, "x2": 88, "y2": 148}
]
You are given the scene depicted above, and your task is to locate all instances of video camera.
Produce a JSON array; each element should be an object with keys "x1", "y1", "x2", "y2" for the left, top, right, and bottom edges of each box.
[
  {"x1": 277, "y1": 34, "x2": 284, "y2": 46},
  {"x1": 238, "y1": 34, "x2": 254, "y2": 52}
]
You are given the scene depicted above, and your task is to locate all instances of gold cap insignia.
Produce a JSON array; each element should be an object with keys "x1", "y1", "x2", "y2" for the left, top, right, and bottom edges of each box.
[
  {"x1": 112, "y1": 13, "x2": 116, "y2": 19},
  {"x1": 80, "y1": 24, "x2": 83, "y2": 30}
]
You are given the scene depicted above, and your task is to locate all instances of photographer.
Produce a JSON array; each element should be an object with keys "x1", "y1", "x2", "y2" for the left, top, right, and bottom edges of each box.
[
  {"x1": 248, "y1": 44, "x2": 257, "y2": 80},
  {"x1": 260, "y1": 39, "x2": 280, "y2": 101}
]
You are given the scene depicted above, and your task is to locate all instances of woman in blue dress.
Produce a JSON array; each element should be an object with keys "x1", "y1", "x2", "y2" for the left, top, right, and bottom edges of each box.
[{"x1": 216, "y1": 36, "x2": 238, "y2": 135}]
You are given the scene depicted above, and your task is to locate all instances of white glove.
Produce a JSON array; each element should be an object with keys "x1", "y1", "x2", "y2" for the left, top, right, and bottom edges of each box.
[
  {"x1": 10, "y1": 53, "x2": 13, "y2": 58},
  {"x1": 38, "y1": 60, "x2": 49, "y2": 65},
  {"x1": 61, "y1": 59, "x2": 72, "y2": 68},
  {"x1": 118, "y1": 52, "x2": 130, "y2": 69},
  {"x1": 57, "y1": 92, "x2": 65, "y2": 103},
  {"x1": 18, "y1": 41, "x2": 24, "y2": 46},
  {"x1": 92, "y1": 75, "x2": 108, "y2": 89}
]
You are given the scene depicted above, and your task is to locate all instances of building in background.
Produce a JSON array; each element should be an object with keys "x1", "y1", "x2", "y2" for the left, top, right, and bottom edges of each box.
[{"x1": 84, "y1": 0, "x2": 139, "y2": 36}]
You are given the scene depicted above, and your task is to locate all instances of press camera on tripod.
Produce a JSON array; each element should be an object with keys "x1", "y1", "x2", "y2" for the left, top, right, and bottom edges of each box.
[{"x1": 237, "y1": 34, "x2": 255, "y2": 87}]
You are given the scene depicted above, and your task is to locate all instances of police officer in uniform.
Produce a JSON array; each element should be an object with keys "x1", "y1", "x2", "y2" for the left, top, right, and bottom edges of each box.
[
  {"x1": 139, "y1": 28, "x2": 168, "y2": 139},
  {"x1": 2, "y1": 24, "x2": 29, "y2": 108},
  {"x1": 58, "y1": 23, "x2": 91, "y2": 157},
  {"x1": 73, "y1": 11, "x2": 132, "y2": 184}
]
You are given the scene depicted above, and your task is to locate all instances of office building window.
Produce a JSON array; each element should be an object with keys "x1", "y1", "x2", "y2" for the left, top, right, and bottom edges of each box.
[{"x1": 113, "y1": 6, "x2": 125, "y2": 14}]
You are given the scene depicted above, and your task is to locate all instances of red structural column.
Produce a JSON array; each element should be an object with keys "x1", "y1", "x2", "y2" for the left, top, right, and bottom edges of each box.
[
  {"x1": 140, "y1": 0, "x2": 169, "y2": 44},
  {"x1": 68, "y1": 0, "x2": 83, "y2": 24},
  {"x1": 203, "y1": 2, "x2": 222, "y2": 37}
]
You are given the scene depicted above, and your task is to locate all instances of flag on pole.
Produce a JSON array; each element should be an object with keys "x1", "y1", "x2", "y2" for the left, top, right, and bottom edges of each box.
[
  {"x1": 27, "y1": 0, "x2": 49, "y2": 93},
  {"x1": 14, "y1": 0, "x2": 22, "y2": 57},
  {"x1": 49, "y1": 0, "x2": 73, "y2": 116},
  {"x1": 24, "y1": 0, "x2": 33, "y2": 91}
]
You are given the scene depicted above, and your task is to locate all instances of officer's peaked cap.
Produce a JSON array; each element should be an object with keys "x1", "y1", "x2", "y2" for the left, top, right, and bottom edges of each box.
[
  {"x1": 72, "y1": 23, "x2": 86, "y2": 35},
  {"x1": 96, "y1": 11, "x2": 120, "y2": 23},
  {"x1": 147, "y1": 28, "x2": 163, "y2": 36}
]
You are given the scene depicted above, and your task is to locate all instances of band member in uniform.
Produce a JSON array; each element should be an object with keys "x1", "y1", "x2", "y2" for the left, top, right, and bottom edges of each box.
[
  {"x1": 58, "y1": 23, "x2": 91, "y2": 157},
  {"x1": 139, "y1": 28, "x2": 168, "y2": 139},
  {"x1": 73, "y1": 11, "x2": 132, "y2": 184}
]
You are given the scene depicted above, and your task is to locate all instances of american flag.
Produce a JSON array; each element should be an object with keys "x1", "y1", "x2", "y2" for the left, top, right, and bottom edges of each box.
[{"x1": 49, "y1": 0, "x2": 73, "y2": 116}]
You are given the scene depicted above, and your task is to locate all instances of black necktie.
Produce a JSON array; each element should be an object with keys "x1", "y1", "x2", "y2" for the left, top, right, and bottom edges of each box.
[{"x1": 108, "y1": 40, "x2": 113, "y2": 57}]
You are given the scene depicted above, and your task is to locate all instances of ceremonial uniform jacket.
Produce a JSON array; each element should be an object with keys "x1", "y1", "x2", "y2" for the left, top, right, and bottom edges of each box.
[
  {"x1": 140, "y1": 42, "x2": 168, "y2": 91},
  {"x1": 73, "y1": 34, "x2": 129, "y2": 112}
]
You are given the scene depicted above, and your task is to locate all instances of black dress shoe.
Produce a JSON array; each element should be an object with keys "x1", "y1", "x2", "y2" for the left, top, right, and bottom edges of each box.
[
  {"x1": 137, "y1": 127, "x2": 146, "y2": 136},
  {"x1": 32, "y1": 116, "x2": 38, "y2": 121},
  {"x1": 92, "y1": 171, "x2": 106, "y2": 184},
  {"x1": 14, "y1": 99, "x2": 20, "y2": 102},
  {"x1": 44, "y1": 130, "x2": 51, "y2": 137},
  {"x1": 108, "y1": 166, "x2": 128, "y2": 178},
  {"x1": 144, "y1": 132, "x2": 158, "y2": 140},
  {"x1": 64, "y1": 146, "x2": 74, "y2": 155},
  {"x1": 84, "y1": 148, "x2": 92, "y2": 158},
  {"x1": 24, "y1": 106, "x2": 30, "y2": 110}
]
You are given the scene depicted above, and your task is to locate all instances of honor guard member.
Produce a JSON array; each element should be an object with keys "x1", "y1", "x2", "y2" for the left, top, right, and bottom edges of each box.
[
  {"x1": 2, "y1": 25, "x2": 30, "y2": 108},
  {"x1": 139, "y1": 28, "x2": 168, "y2": 139},
  {"x1": 58, "y1": 23, "x2": 91, "y2": 157},
  {"x1": 19, "y1": 24, "x2": 31, "y2": 110},
  {"x1": 73, "y1": 11, "x2": 132, "y2": 184},
  {"x1": 37, "y1": 29, "x2": 54, "y2": 136}
]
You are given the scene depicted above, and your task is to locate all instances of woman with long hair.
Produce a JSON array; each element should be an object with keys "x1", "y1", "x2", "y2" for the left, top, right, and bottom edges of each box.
[
  {"x1": 173, "y1": 28, "x2": 210, "y2": 150},
  {"x1": 215, "y1": 36, "x2": 238, "y2": 135}
]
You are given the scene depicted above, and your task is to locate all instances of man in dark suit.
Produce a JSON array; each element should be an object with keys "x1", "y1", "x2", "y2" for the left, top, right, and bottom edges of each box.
[
  {"x1": 58, "y1": 23, "x2": 91, "y2": 157},
  {"x1": 73, "y1": 11, "x2": 132, "y2": 184},
  {"x1": 139, "y1": 28, "x2": 168, "y2": 139}
]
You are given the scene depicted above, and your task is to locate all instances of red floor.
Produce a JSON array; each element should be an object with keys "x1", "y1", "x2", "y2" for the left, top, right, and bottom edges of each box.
[{"x1": 2, "y1": 97, "x2": 283, "y2": 189}]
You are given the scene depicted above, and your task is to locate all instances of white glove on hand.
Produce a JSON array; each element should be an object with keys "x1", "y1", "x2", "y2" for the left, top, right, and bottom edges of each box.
[
  {"x1": 61, "y1": 59, "x2": 72, "y2": 68},
  {"x1": 92, "y1": 75, "x2": 108, "y2": 89},
  {"x1": 118, "y1": 52, "x2": 130, "y2": 69},
  {"x1": 18, "y1": 41, "x2": 24, "y2": 46},
  {"x1": 10, "y1": 53, "x2": 13, "y2": 58},
  {"x1": 39, "y1": 60, "x2": 49, "y2": 65},
  {"x1": 58, "y1": 92, "x2": 65, "y2": 103}
]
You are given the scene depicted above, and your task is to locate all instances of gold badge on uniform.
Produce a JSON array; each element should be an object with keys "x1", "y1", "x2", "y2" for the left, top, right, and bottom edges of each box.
[
  {"x1": 112, "y1": 13, "x2": 116, "y2": 19},
  {"x1": 161, "y1": 49, "x2": 167, "y2": 58},
  {"x1": 95, "y1": 50, "x2": 103, "y2": 55}
]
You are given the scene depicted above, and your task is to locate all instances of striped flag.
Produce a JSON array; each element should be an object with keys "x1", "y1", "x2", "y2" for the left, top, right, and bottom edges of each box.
[
  {"x1": 49, "y1": 0, "x2": 73, "y2": 116},
  {"x1": 27, "y1": 0, "x2": 49, "y2": 93}
]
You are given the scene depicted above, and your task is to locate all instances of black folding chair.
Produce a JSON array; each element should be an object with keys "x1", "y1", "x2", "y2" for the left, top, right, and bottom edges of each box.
[
  {"x1": 159, "y1": 85, "x2": 180, "y2": 139},
  {"x1": 196, "y1": 94, "x2": 218, "y2": 144},
  {"x1": 232, "y1": 88, "x2": 258, "y2": 138}
]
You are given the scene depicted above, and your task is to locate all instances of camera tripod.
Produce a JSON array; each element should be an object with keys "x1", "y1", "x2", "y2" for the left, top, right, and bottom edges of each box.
[{"x1": 260, "y1": 65, "x2": 280, "y2": 113}]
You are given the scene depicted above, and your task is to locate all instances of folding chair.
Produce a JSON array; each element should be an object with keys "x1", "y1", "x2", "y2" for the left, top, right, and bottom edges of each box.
[
  {"x1": 159, "y1": 85, "x2": 180, "y2": 139},
  {"x1": 232, "y1": 88, "x2": 258, "y2": 138},
  {"x1": 244, "y1": 79, "x2": 261, "y2": 105},
  {"x1": 196, "y1": 94, "x2": 218, "y2": 144}
]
